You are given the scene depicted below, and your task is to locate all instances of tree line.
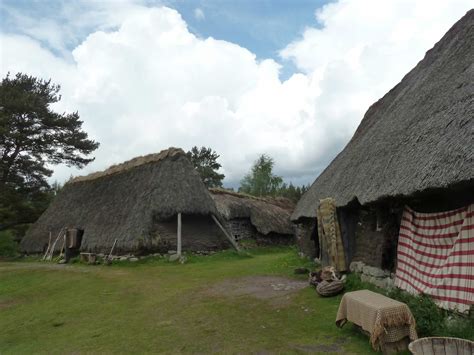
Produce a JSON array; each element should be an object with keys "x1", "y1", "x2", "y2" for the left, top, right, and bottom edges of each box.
[{"x1": 187, "y1": 148, "x2": 309, "y2": 201}]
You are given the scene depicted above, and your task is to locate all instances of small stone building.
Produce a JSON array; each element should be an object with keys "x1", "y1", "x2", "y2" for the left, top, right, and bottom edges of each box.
[{"x1": 210, "y1": 189, "x2": 295, "y2": 245}]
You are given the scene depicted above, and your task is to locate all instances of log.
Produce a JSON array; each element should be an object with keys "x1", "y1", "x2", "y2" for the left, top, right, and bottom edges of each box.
[
  {"x1": 46, "y1": 228, "x2": 64, "y2": 261},
  {"x1": 177, "y1": 213, "x2": 182, "y2": 256},
  {"x1": 43, "y1": 232, "x2": 52, "y2": 260},
  {"x1": 59, "y1": 234, "x2": 66, "y2": 258},
  {"x1": 107, "y1": 239, "x2": 118, "y2": 261}
]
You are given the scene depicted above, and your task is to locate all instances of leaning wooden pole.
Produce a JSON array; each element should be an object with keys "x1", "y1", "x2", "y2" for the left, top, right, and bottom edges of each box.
[
  {"x1": 211, "y1": 214, "x2": 240, "y2": 252},
  {"x1": 177, "y1": 212, "x2": 182, "y2": 257}
]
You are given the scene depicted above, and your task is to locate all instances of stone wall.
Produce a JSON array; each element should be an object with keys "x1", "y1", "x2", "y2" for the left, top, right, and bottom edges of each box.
[
  {"x1": 225, "y1": 218, "x2": 294, "y2": 246},
  {"x1": 151, "y1": 214, "x2": 230, "y2": 252},
  {"x1": 255, "y1": 232, "x2": 294, "y2": 246},
  {"x1": 352, "y1": 209, "x2": 385, "y2": 267},
  {"x1": 224, "y1": 218, "x2": 254, "y2": 241},
  {"x1": 350, "y1": 261, "x2": 395, "y2": 290},
  {"x1": 351, "y1": 206, "x2": 401, "y2": 270},
  {"x1": 294, "y1": 218, "x2": 318, "y2": 259}
]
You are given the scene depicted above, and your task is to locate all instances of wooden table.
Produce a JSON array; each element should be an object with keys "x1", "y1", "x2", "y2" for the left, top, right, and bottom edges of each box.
[{"x1": 336, "y1": 290, "x2": 418, "y2": 352}]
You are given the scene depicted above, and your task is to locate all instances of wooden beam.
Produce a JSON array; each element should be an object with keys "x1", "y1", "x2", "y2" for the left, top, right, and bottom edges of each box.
[
  {"x1": 177, "y1": 212, "x2": 182, "y2": 256},
  {"x1": 211, "y1": 214, "x2": 240, "y2": 252},
  {"x1": 107, "y1": 238, "x2": 118, "y2": 261}
]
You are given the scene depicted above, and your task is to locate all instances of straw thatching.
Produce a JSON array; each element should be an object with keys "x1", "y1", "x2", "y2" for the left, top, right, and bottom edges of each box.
[
  {"x1": 292, "y1": 10, "x2": 474, "y2": 221},
  {"x1": 21, "y1": 148, "x2": 226, "y2": 254},
  {"x1": 210, "y1": 189, "x2": 295, "y2": 237}
]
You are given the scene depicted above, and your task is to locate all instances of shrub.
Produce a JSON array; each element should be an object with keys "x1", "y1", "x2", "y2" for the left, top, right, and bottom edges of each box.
[
  {"x1": 346, "y1": 273, "x2": 474, "y2": 340},
  {"x1": 387, "y1": 288, "x2": 444, "y2": 337},
  {"x1": 0, "y1": 230, "x2": 18, "y2": 257}
]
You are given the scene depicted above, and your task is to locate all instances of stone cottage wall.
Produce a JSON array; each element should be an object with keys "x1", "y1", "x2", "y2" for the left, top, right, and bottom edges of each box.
[
  {"x1": 350, "y1": 261, "x2": 395, "y2": 289},
  {"x1": 352, "y1": 206, "x2": 401, "y2": 270},
  {"x1": 294, "y1": 218, "x2": 318, "y2": 259},
  {"x1": 225, "y1": 218, "x2": 294, "y2": 246},
  {"x1": 352, "y1": 209, "x2": 385, "y2": 266},
  {"x1": 224, "y1": 218, "x2": 254, "y2": 241}
]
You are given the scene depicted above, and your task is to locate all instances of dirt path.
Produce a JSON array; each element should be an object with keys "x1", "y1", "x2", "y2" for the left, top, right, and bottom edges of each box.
[
  {"x1": 0, "y1": 262, "x2": 91, "y2": 272},
  {"x1": 206, "y1": 275, "x2": 308, "y2": 307}
]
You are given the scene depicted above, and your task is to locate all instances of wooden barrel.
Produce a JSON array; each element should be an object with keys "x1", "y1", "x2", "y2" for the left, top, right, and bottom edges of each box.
[{"x1": 409, "y1": 337, "x2": 474, "y2": 355}]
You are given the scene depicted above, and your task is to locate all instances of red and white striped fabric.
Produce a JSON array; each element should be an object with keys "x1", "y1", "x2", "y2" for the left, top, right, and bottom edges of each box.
[{"x1": 395, "y1": 204, "x2": 474, "y2": 313}]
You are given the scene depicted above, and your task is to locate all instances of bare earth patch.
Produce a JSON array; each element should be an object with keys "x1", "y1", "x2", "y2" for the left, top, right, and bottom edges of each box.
[
  {"x1": 206, "y1": 275, "x2": 308, "y2": 307},
  {"x1": 0, "y1": 299, "x2": 19, "y2": 310},
  {"x1": 291, "y1": 337, "x2": 349, "y2": 353}
]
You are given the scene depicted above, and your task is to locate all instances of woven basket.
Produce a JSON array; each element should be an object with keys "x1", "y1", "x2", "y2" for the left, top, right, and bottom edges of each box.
[
  {"x1": 316, "y1": 280, "x2": 344, "y2": 297},
  {"x1": 408, "y1": 337, "x2": 474, "y2": 355}
]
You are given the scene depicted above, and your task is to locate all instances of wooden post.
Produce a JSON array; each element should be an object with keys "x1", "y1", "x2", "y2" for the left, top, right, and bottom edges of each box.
[
  {"x1": 211, "y1": 214, "x2": 240, "y2": 252},
  {"x1": 107, "y1": 239, "x2": 118, "y2": 261},
  {"x1": 43, "y1": 232, "x2": 52, "y2": 260},
  {"x1": 177, "y1": 213, "x2": 182, "y2": 257}
]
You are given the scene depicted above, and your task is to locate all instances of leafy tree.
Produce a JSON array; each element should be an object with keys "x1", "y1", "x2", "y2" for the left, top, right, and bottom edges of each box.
[
  {"x1": 186, "y1": 146, "x2": 225, "y2": 188},
  {"x1": 0, "y1": 72, "x2": 99, "y2": 230},
  {"x1": 239, "y1": 154, "x2": 283, "y2": 197}
]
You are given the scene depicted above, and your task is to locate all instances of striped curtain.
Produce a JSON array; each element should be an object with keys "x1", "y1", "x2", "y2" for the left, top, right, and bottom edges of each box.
[{"x1": 395, "y1": 204, "x2": 474, "y2": 313}]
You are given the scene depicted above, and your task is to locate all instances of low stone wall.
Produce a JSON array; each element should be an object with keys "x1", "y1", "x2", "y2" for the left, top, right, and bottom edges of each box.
[{"x1": 350, "y1": 261, "x2": 395, "y2": 290}]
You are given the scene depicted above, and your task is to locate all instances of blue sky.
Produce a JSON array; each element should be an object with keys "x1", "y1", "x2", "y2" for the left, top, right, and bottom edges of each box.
[
  {"x1": 168, "y1": 0, "x2": 329, "y2": 78},
  {"x1": 1, "y1": 0, "x2": 330, "y2": 80},
  {"x1": 1, "y1": 1, "x2": 472, "y2": 187}
]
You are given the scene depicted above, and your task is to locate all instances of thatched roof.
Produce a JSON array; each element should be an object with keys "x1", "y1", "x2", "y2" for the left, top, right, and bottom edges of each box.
[
  {"x1": 210, "y1": 189, "x2": 295, "y2": 235},
  {"x1": 292, "y1": 10, "x2": 474, "y2": 221},
  {"x1": 21, "y1": 148, "x2": 218, "y2": 253}
]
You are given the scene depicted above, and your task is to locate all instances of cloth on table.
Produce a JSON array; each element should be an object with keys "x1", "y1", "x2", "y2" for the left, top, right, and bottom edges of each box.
[
  {"x1": 316, "y1": 198, "x2": 347, "y2": 271},
  {"x1": 336, "y1": 290, "x2": 418, "y2": 350}
]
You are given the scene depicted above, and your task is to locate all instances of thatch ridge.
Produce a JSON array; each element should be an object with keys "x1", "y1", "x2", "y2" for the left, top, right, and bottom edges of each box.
[
  {"x1": 292, "y1": 10, "x2": 474, "y2": 221},
  {"x1": 69, "y1": 147, "x2": 185, "y2": 184},
  {"x1": 21, "y1": 147, "x2": 219, "y2": 253},
  {"x1": 210, "y1": 189, "x2": 295, "y2": 235}
]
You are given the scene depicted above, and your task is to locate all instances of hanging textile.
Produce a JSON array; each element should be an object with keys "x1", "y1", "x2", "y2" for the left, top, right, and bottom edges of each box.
[
  {"x1": 316, "y1": 198, "x2": 347, "y2": 271},
  {"x1": 395, "y1": 204, "x2": 474, "y2": 313}
]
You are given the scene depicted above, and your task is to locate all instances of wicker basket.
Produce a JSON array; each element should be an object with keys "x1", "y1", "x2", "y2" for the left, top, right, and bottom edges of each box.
[
  {"x1": 316, "y1": 280, "x2": 344, "y2": 297},
  {"x1": 408, "y1": 337, "x2": 474, "y2": 355}
]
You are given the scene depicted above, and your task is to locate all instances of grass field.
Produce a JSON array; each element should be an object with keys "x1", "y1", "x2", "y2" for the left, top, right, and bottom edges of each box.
[{"x1": 0, "y1": 248, "x2": 377, "y2": 354}]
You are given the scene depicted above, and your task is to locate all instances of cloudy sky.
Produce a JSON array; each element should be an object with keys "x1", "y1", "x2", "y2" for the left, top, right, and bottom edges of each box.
[{"x1": 1, "y1": 0, "x2": 472, "y2": 188}]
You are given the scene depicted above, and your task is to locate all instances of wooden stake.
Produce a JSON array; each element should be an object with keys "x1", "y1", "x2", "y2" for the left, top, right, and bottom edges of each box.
[
  {"x1": 107, "y1": 239, "x2": 118, "y2": 261},
  {"x1": 211, "y1": 214, "x2": 240, "y2": 252},
  {"x1": 43, "y1": 232, "x2": 52, "y2": 260},
  {"x1": 177, "y1": 213, "x2": 182, "y2": 256},
  {"x1": 59, "y1": 233, "x2": 66, "y2": 258},
  {"x1": 47, "y1": 228, "x2": 65, "y2": 261}
]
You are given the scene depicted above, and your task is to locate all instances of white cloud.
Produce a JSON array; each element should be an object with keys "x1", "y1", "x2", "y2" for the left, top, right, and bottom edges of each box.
[
  {"x1": 0, "y1": 1, "x2": 472, "y2": 187},
  {"x1": 194, "y1": 8, "x2": 205, "y2": 21}
]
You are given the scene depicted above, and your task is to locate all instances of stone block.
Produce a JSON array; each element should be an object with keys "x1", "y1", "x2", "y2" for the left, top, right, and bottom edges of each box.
[
  {"x1": 372, "y1": 277, "x2": 386, "y2": 289},
  {"x1": 360, "y1": 274, "x2": 371, "y2": 283},
  {"x1": 350, "y1": 261, "x2": 365, "y2": 273},
  {"x1": 169, "y1": 254, "x2": 180, "y2": 262},
  {"x1": 385, "y1": 278, "x2": 395, "y2": 289},
  {"x1": 362, "y1": 265, "x2": 385, "y2": 278}
]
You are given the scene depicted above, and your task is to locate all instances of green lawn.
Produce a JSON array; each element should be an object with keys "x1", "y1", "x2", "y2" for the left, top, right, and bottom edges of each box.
[{"x1": 0, "y1": 248, "x2": 376, "y2": 354}]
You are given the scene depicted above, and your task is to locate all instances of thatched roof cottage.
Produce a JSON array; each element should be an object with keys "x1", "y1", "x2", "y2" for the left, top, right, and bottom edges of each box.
[
  {"x1": 21, "y1": 148, "x2": 233, "y2": 255},
  {"x1": 292, "y1": 10, "x2": 473, "y2": 269},
  {"x1": 210, "y1": 189, "x2": 295, "y2": 245}
]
